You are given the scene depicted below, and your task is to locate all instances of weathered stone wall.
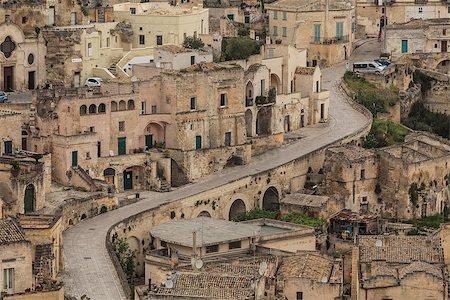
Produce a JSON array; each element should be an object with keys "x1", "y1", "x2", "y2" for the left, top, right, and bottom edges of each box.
[{"x1": 0, "y1": 241, "x2": 33, "y2": 293}]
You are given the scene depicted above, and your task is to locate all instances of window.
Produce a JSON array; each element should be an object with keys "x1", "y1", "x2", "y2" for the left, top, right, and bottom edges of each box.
[
  {"x1": 225, "y1": 132, "x2": 231, "y2": 146},
  {"x1": 156, "y1": 35, "x2": 163, "y2": 45},
  {"x1": 220, "y1": 93, "x2": 226, "y2": 107},
  {"x1": 139, "y1": 35, "x2": 145, "y2": 45},
  {"x1": 119, "y1": 121, "x2": 125, "y2": 132},
  {"x1": 336, "y1": 22, "x2": 343, "y2": 40},
  {"x1": 71, "y1": 151, "x2": 78, "y2": 167},
  {"x1": 268, "y1": 48, "x2": 274, "y2": 58},
  {"x1": 118, "y1": 137, "x2": 126, "y2": 155},
  {"x1": 141, "y1": 101, "x2": 146, "y2": 114},
  {"x1": 130, "y1": 7, "x2": 136, "y2": 14},
  {"x1": 227, "y1": 14, "x2": 234, "y2": 21},
  {"x1": 139, "y1": 27, "x2": 143, "y2": 31},
  {"x1": 4, "y1": 141, "x2": 12, "y2": 155},
  {"x1": 89, "y1": 104, "x2": 96, "y2": 114},
  {"x1": 229, "y1": 240, "x2": 241, "y2": 249},
  {"x1": 161, "y1": 240, "x2": 167, "y2": 247},
  {"x1": 360, "y1": 203, "x2": 369, "y2": 213},
  {"x1": 89, "y1": 126, "x2": 95, "y2": 132},
  {"x1": 205, "y1": 244, "x2": 219, "y2": 253},
  {"x1": 448, "y1": 6, "x2": 450, "y2": 14},
  {"x1": 418, "y1": 7, "x2": 423, "y2": 13},
  {"x1": 119, "y1": 100, "x2": 126, "y2": 111},
  {"x1": 151, "y1": 105, "x2": 157, "y2": 114},
  {"x1": 282, "y1": 27, "x2": 287, "y2": 37},
  {"x1": 28, "y1": 53, "x2": 34, "y2": 65},
  {"x1": 190, "y1": 55, "x2": 195, "y2": 65},
  {"x1": 190, "y1": 97, "x2": 196, "y2": 110},
  {"x1": 80, "y1": 105, "x2": 87, "y2": 115},
  {"x1": 273, "y1": 26, "x2": 278, "y2": 36},
  {"x1": 127, "y1": 99, "x2": 135, "y2": 110},
  {"x1": 195, "y1": 135, "x2": 202, "y2": 149},
  {"x1": 3, "y1": 268, "x2": 14, "y2": 291},
  {"x1": 273, "y1": 11, "x2": 278, "y2": 19},
  {"x1": 111, "y1": 101, "x2": 117, "y2": 111},
  {"x1": 87, "y1": 42, "x2": 93, "y2": 57},
  {"x1": 260, "y1": 79, "x2": 265, "y2": 95},
  {"x1": 245, "y1": 16, "x2": 250, "y2": 23},
  {"x1": 401, "y1": 39, "x2": 408, "y2": 53},
  {"x1": 444, "y1": 29, "x2": 447, "y2": 35},
  {"x1": 97, "y1": 141, "x2": 101, "y2": 157},
  {"x1": 314, "y1": 24, "x2": 321, "y2": 43},
  {"x1": 1, "y1": 36, "x2": 16, "y2": 58},
  {"x1": 86, "y1": 152, "x2": 91, "y2": 159},
  {"x1": 22, "y1": 16, "x2": 27, "y2": 24},
  {"x1": 282, "y1": 11, "x2": 287, "y2": 20},
  {"x1": 361, "y1": 169, "x2": 365, "y2": 179},
  {"x1": 381, "y1": 7, "x2": 385, "y2": 13},
  {"x1": 98, "y1": 103, "x2": 106, "y2": 113},
  {"x1": 296, "y1": 292, "x2": 303, "y2": 300}
]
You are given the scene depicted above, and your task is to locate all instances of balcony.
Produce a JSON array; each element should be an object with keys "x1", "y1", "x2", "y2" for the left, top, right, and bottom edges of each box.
[{"x1": 311, "y1": 35, "x2": 349, "y2": 45}]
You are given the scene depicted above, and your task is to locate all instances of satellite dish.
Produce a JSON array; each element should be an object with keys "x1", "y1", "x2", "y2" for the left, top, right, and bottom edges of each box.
[
  {"x1": 195, "y1": 258, "x2": 204, "y2": 269},
  {"x1": 258, "y1": 261, "x2": 268, "y2": 275},
  {"x1": 191, "y1": 257, "x2": 196, "y2": 267},
  {"x1": 165, "y1": 279, "x2": 174, "y2": 288},
  {"x1": 321, "y1": 276, "x2": 328, "y2": 283},
  {"x1": 375, "y1": 240, "x2": 383, "y2": 247}
]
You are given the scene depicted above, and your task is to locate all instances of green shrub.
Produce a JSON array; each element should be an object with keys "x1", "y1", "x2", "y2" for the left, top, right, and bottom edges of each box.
[
  {"x1": 222, "y1": 37, "x2": 260, "y2": 61},
  {"x1": 363, "y1": 118, "x2": 408, "y2": 149},
  {"x1": 232, "y1": 209, "x2": 278, "y2": 222},
  {"x1": 182, "y1": 36, "x2": 205, "y2": 49},
  {"x1": 402, "y1": 102, "x2": 449, "y2": 138},
  {"x1": 281, "y1": 213, "x2": 326, "y2": 227}
]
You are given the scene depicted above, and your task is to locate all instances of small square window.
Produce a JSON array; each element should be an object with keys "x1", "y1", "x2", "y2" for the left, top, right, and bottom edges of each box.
[
  {"x1": 89, "y1": 126, "x2": 95, "y2": 132},
  {"x1": 119, "y1": 121, "x2": 125, "y2": 132},
  {"x1": 220, "y1": 93, "x2": 226, "y2": 107},
  {"x1": 418, "y1": 7, "x2": 423, "y2": 13},
  {"x1": 139, "y1": 27, "x2": 143, "y2": 31},
  {"x1": 130, "y1": 7, "x2": 136, "y2": 14}
]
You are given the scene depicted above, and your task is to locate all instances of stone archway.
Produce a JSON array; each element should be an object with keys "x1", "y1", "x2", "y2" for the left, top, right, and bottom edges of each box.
[
  {"x1": 256, "y1": 107, "x2": 272, "y2": 136},
  {"x1": 245, "y1": 109, "x2": 253, "y2": 137},
  {"x1": 24, "y1": 184, "x2": 35, "y2": 213},
  {"x1": 436, "y1": 59, "x2": 450, "y2": 74},
  {"x1": 262, "y1": 186, "x2": 279, "y2": 211},
  {"x1": 144, "y1": 122, "x2": 165, "y2": 150},
  {"x1": 198, "y1": 211, "x2": 211, "y2": 217},
  {"x1": 103, "y1": 168, "x2": 116, "y2": 187},
  {"x1": 270, "y1": 73, "x2": 282, "y2": 94},
  {"x1": 229, "y1": 199, "x2": 246, "y2": 220}
]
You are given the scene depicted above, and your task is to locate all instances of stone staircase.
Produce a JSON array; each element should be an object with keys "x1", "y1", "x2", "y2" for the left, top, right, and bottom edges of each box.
[
  {"x1": 156, "y1": 178, "x2": 171, "y2": 192},
  {"x1": 107, "y1": 57, "x2": 122, "y2": 77},
  {"x1": 71, "y1": 166, "x2": 99, "y2": 192}
]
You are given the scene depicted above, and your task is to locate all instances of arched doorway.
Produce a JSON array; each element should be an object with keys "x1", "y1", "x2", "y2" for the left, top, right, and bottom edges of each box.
[
  {"x1": 245, "y1": 81, "x2": 254, "y2": 106},
  {"x1": 436, "y1": 59, "x2": 450, "y2": 74},
  {"x1": 229, "y1": 199, "x2": 246, "y2": 220},
  {"x1": 256, "y1": 107, "x2": 272, "y2": 135},
  {"x1": 145, "y1": 122, "x2": 165, "y2": 150},
  {"x1": 198, "y1": 211, "x2": 211, "y2": 217},
  {"x1": 262, "y1": 187, "x2": 279, "y2": 211},
  {"x1": 24, "y1": 184, "x2": 35, "y2": 213},
  {"x1": 104, "y1": 168, "x2": 116, "y2": 186},
  {"x1": 171, "y1": 159, "x2": 189, "y2": 187},
  {"x1": 245, "y1": 110, "x2": 253, "y2": 137},
  {"x1": 270, "y1": 73, "x2": 282, "y2": 94}
]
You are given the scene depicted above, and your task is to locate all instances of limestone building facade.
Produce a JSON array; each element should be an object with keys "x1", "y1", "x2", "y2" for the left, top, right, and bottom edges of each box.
[{"x1": 266, "y1": 0, "x2": 355, "y2": 65}]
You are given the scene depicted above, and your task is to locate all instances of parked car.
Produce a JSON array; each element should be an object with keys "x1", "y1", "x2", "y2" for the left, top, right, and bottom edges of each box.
[
  {"x1": 380, "y1": 52, "x2": 392, "y2": 61},
  {"x1": 374, "y1": 59, "x2": 392, "y2": 66},
  {"x1": 353, "y1": 61, "x2": 385, "y2": 74},
  {"x1": 84, "y1": 77, "x2": 103, "y2": 87},
  {"x1": 0, "y1": 91, "x2": 8, "y2": 103}
]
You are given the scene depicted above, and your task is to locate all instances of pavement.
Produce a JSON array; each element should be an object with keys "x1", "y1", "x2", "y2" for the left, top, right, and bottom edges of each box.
[{"x1": 59, "y1": 40, "x2": 381, "y2": 300}]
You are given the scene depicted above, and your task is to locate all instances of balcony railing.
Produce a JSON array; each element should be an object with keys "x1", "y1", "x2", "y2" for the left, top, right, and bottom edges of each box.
[{"x1": 311, "y1": 35, "x2": 349, "y2": 45}]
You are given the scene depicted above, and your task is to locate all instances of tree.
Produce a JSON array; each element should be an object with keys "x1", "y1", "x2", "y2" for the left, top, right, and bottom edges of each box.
[
  {"x1": 222, "y1": 37, "x2": 260, "y2": 61},
  {"x1": 182, "y1": 36, "x2": 204, "y2": 49},
  {"x1": 112, "y1": 237, "x2": 136, "y2": 279}
]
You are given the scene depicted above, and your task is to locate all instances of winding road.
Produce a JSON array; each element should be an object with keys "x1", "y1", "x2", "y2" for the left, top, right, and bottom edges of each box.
[{"x1": 60, "y1": 40, "x2": 379, "y2": 299}]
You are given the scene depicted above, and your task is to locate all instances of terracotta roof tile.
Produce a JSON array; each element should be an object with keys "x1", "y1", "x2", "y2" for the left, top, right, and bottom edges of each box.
[{"x1": 0, "y1": 218, "x2": 27, "y2": 245}]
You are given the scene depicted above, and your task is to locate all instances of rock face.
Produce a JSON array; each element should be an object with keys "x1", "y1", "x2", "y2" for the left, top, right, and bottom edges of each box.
[{"x1": 110, "y1": 21, "x2": 134, "y2": 43}]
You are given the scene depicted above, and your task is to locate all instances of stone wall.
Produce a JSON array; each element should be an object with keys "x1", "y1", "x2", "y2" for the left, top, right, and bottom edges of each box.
[{"x1": 0, "y1": 241, "x2": 33, "y2": 294}]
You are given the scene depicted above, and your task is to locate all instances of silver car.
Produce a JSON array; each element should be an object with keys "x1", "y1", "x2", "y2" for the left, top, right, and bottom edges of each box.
[
  {"x1": 353, "y1": 61, "x2": 385, "y2": 74},
  {"x1": 0, "y1": 91, "x2": 8, "y2": 103}
]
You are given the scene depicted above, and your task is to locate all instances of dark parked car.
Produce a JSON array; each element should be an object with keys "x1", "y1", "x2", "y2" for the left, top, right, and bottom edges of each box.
[{"x1": 374, "y1": 59, "x2": 392, "y2": 66}]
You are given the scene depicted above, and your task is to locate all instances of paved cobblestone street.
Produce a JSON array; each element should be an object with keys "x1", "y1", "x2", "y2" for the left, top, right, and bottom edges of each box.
[{"x1": 60, "y1": 40, "x2": 380, "y2": 299}]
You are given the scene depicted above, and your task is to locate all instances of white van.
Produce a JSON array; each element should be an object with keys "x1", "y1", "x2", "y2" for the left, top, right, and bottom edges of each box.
[
  {"x1": 84, "y1": 77, "x2": 103, "y2": 87},
  {"x1": 352, "y1": 61, "x2": 385, "y2": 74}
]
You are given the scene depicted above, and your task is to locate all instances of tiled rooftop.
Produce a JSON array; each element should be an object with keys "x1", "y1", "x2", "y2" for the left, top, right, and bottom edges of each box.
[
  {"x1": 0, "y1": 218, "x2": 27, "y2": 245},
  {"x1": 359, "y1": 235, "x2": 443, "y2": 264},
  {"x1": 278, "y1": 253, "x2": 341, "y2": 283}
]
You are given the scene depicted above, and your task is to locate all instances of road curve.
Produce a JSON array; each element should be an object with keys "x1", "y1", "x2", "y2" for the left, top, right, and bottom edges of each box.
[{"x1": 60, "y1": 40, "x2": 379, "y2": 299}]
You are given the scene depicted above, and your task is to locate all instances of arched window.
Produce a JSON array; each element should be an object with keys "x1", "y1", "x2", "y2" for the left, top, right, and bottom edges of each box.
[
  {"x1": 127, "y1": 99, "x2": 135, "y2": 110},
  {"x1": 119, "y1": 100, "x2": 126, "y2": 111},
  {"x1": 80, "y1": 105, "x2": 87, "y2": 115},
  {"x1": 89, "y1": 104, "x2": 97, "y2": 114},
  {"x1": 111, "y1": 101, "x2": 117, "y2": 111},
  {"x1": 98, "y1": 103, "x2": 106, "y2": 113}
]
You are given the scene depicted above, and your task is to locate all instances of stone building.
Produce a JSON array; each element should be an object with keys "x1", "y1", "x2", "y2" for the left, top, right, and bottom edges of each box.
[
  {"x1": 357, "y1": 0, "x2": 450, "y2": 37},
  {"x1": 113, "y1": 2, "x2": 209, "y2": 48},
  {"x1": 0, "y1": 218, "x2": 33, "y2": 295},
  {"x1": 354, "y1": 235, "x2": 447, "y2": 300},
  {"x1": 384, "y1": 18, "x2": 450, "y2": 61},
  {"x1": 266, "y1": 0, "x2": 355, "y2": 66},
  {"x1": 323, "y1": 133, "x2": 450, "y2": 220}
]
